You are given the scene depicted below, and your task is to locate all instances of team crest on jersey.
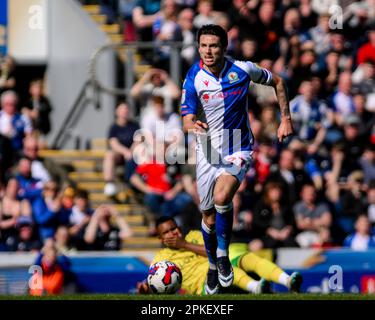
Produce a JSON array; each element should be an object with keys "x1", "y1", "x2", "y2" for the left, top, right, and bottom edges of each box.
[{"x1": 228, "y1": 72, "x2": 239, "y2": 83}]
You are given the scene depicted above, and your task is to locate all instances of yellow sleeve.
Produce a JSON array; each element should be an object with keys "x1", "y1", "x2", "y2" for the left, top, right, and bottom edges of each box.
[
  {"x1": 185, "y1": 230, "x2": 204, "y2": 245},
  {"x1": 150, "y1": 249, "x2": 170, "y2": 266}
]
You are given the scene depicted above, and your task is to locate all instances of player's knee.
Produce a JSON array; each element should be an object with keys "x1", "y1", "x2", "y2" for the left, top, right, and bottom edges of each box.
[
  {"x1": 214, "y1": 191, "x2": 232, "y2": 207},
  {"x1": 202, "y1": 213, "x2": 216, "y2": 230},
  {"x1": 214, "y1": 202, "x2": 233, "y2": 214}
]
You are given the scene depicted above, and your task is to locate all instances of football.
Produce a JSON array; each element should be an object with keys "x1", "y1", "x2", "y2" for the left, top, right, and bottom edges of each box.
[{"x1": 147, "y1": 260, "x2": 183, "y2": 294}]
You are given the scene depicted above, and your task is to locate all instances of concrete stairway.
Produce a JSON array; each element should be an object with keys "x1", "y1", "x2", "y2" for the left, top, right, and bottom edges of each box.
[
  {"x1": 82, "y1": 4, "x2": 152, "y2": 77},
  {"x1": 38, "y1": 146, "x2": 161, "y2": 250}
]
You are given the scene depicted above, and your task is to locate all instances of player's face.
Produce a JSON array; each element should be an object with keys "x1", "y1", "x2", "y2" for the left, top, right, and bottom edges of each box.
[
  {"x1": 157, "y1": 221, "x2": 182, "y2": 241},
  {"x1": 198, "y1": 34, "x2": 225, "y2": 68}
]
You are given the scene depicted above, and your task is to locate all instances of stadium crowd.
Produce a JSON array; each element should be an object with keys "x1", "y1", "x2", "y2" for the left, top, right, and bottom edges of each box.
[{"x1": 1, "y1": 0, "x2": 375, "y2": 258}]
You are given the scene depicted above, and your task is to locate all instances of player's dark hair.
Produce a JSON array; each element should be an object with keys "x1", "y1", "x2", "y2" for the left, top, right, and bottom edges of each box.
[
  {"x1": 197, "y1": 24, "x2": 228, "y2": 49},
  {"x1": 155, "y1": 216, "x2": 177, "y2": 228}
]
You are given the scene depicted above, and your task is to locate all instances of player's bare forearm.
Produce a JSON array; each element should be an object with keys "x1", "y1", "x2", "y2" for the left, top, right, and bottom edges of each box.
[
  {"x1": 271, "y1": 74, "x2": 294, "y2": 141},
  {"x1": 182, "y1": 114, "x2": 208, "y2": 134},
  {"x1": 271, "y1": 73, "x2": 291, "y2": 120},
  {"x1": 183, "y1": 242, "x2": 208, "y2": 257}
]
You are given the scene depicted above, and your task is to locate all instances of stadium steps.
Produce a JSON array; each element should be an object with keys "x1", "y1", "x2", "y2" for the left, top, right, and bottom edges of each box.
[
  {"x1": 72, "y1": 160, "x2": 97, "y2": 172},
  {"x1": 122, "y1": 237, "x2": 161, "y2": 249},
  {"x1": 39, "y1": 150, "x2": 105, "y2": 162},
  {"x1": 81, "y1": 2, "x2": 152, "y2": 77},
  {"x1": 90, "y1": 14, "x2": 107, "y2": 25},
  {"x1": 100, "y1": 24, "x2": 121, "y2": 34},
  {"x1": 39, "y1": 141, "x2": 158, "y2": 249},
  {"x1": 90, "y1": 138, "x2": 107, "y2": 151},
  {"x1": 82, "y1": 5, "x2": 101, "y2": 15}
]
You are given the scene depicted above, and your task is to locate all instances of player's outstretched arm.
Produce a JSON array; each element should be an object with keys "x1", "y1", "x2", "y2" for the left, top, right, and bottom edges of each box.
[{"x1": 270, "y1": 73, "x2": 294, "y2": 142}]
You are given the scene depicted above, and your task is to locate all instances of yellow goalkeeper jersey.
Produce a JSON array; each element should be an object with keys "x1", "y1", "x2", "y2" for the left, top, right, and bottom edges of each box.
[{"x1": 152, "y1": 231, "x2": 208, "y2": 294}]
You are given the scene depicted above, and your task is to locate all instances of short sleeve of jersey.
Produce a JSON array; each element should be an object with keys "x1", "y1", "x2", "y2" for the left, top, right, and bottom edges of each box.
[
  {"x1": 185, "y1": 230, "x2": 204, "y2": 245},
  {"x1": 108, "y1": 124, "x2": 117, "y2": 139},
  {"x1": 237, "y1": 60, "x2": 273, "y2": 85},
  {"x1": 180, "y1": 68, "x2": 199, "y2": 117}
]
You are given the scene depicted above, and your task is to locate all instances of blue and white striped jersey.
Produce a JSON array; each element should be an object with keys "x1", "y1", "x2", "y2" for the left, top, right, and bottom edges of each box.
[{"x1": 181, "y1": 57, "x2": 273, "y2": 157}]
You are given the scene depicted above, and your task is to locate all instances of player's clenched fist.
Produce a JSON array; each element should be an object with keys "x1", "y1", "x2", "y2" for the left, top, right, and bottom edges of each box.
[
  {"x1": 193, "y1": 120, "x2": 208, "y2": 135},
  {"x1": 277, "y1": 117, "x2": 294, "y2": 142}
]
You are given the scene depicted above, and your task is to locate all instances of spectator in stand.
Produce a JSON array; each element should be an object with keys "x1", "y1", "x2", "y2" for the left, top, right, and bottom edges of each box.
[
  {"x1": 253, "y1": 137, "x2": 276, "y2": 194},
  {"x1": 22, "y1": 79, "x2": 53, "y2": 141},
  {"x1": 266, "y1": 149, "x2": 311, "y2": 206},
  {"x1": 22, "y1": 135, "x2": 51, "y2": 184},
  {"x1": 130, "y1": 68, "x2": 181, "y2": 115},
  {"x1": 339, "y1": 114, "x2": 367, "y2": 177},
  {"x1": 258, "y1": 104, "x2": 278, "y2": 142},
  {"x1": 343, "y1": 215, "x2": 375, "y2": 250},
  {"x1": 360, "y1": 145, "x2": 375, "y2": 186},
  {"x1": 132, "y1": 0, "x2": 161, "y2": 62},
  {"x1": 299, "y1": 0, "x2": 318, "y2": 32},
  {"x1": 54, "y1": 225, "x2": 76, "y2": 254},
  {"x1": 293, "y1": 183, "x2": 332, "y2": 248},
  {"x1": 29, "y1": 243, "x2": 72, "y2": 295},
  {"x1": 308, "y1": 13, "x2": 331, "y2": 56},
  {"x1": 103, "y1": 102, "x2": 140, "y2": 197},
  {"x1": 235, "y1": 37, "x2": 261, "y2": 63},
  {"x1": 177, "y1": 8, "x2": 196, "y2": 71},
  {"x1": 0, "y1": 90, "x2": 33, "y2": 154},
  {"x1": 352, "y1": 92, "x2": 375, "y2": 139},
  {"x1": 152, "y1": 0, "x2": 181, "y2": 68},
  {"x1": 140, "y1": 95, "x2": 182, "y2": 145},
  {"x1": 290, "y1": 80, "x2": 331, "y2": 155},
  {"x1": 6, "y1": 216, "x2": 42, "y2": 252},
  {"x1": 130, "y1": 145, "x2": 193, "y2": 223},
  {"x1": 66, "y1": 189, "x2": 93, "y2": 249},
  {"x1": 30, "y1": 181, "x2": 61, "y2": 242},
  {"x1": 366, "y1": 182, "x2": 375, "y2": 227},
  {"x1": 311, "y1": 226, "x2": 337, "y2": 249},
  {"x1": 193, "y1": 0, "x2": 218, "y2": 29},
  {"x1": 352, "y1": 60, "x2": 375, "y2": 112},
  {"x1": 0, "y1": 178, "x2": 32, "y2": 250},
  {"x1": 83, "y1": 205, "x2": 133, "y2": 251},
  {"x1": 249, "y1": 1, "x2": 282, "y2": 61},
  {"x1": 16, "y1": 157, "x2": 43, "y2": 199},
  {"x1": 329, "y1": 71, "x2": 356, "y2": 127},
  {"x1": 0, "y1": 55, "x2": 16, "y2": 95},
  {"x1": 357, "y1": 24, "x2": 375, "y2": 66},
  {"x1": 118, "y1": 0, "x2": 138, "y2": 41},
  {"x1": 338, "y1": 171, "x2": 367, "y2": 234},
  {"x1": 250, "y1": 182, "x2": 297, "y2": 250}
]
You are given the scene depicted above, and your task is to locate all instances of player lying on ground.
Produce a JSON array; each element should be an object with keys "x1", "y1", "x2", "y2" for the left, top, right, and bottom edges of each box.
[
  {"x1": 181, "y1": 24, "x2": 294, "y2": 294},
  {"x1": 137, "y1": 217, "x2": 302, "y2": 294}
]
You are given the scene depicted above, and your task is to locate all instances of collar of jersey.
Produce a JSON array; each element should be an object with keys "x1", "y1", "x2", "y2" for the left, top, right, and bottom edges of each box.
[{"x1": 200, "y1": 58, "x2": 228, "y2": 81}]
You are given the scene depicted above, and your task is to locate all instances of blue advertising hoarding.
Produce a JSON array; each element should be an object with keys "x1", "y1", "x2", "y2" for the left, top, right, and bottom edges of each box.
[{"x1": 0, "y1": 0, "x2": 7, "y2": 55}]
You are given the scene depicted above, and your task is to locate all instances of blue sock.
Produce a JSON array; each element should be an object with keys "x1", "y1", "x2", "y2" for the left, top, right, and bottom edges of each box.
[
  {"x1": 215, "y1": 203, "x2": 233, "y2": 258},
  {"x1": 201, "y1": 220, "x2": 218, "y2": 270}
]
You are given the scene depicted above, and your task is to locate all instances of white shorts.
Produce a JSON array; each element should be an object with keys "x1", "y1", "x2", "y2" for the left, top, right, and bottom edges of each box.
[{"x1": 196, "y1": 149, "x2": 253, "y2": 212}]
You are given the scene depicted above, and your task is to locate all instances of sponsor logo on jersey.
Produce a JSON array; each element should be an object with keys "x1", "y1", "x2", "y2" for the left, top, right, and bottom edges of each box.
[
  {"x1": 203, "y1": 80, "x2": 209, "y2": 87},
  {"x1": 228, "y1": 72, "x2": 239, "y2": 83}
]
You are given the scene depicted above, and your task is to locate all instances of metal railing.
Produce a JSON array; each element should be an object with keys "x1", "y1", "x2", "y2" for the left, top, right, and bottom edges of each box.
[{"x1": 52, "y1": 41, "x2": 190, "y2": 149}]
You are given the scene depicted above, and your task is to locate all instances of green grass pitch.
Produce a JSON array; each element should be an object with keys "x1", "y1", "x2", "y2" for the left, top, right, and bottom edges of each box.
[{"x1": 0, "y1": 294, "x2": 374, "y2": 300}]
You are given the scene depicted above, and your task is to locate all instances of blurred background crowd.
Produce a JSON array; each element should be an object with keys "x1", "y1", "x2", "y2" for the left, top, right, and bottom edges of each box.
[{"x1": 1, "y1": 0, "x2": 375, "y2": 262}]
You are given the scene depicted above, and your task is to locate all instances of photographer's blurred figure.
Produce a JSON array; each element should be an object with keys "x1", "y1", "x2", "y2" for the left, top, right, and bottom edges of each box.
[{"x1": 29, "y1": 243, "x2": 72, "y2": 296}]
